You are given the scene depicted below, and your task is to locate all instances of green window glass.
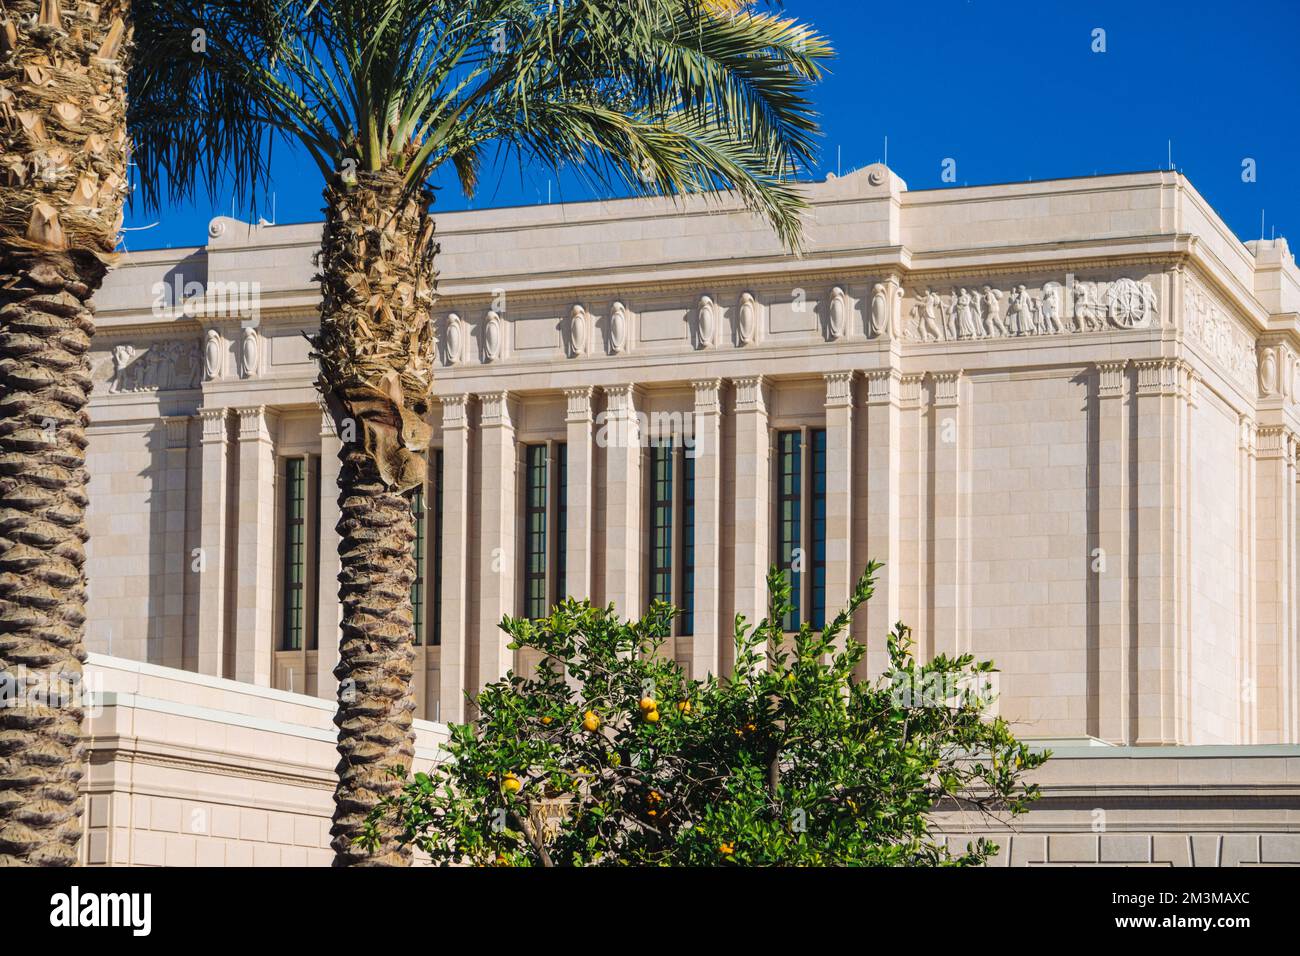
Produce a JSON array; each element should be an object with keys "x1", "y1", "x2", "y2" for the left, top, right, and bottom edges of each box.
[
  {"x1": 680, "y1": 449, "x2": 696, "y2": 636},
  {"x1": 432, "y1": 449, "x2": 444, "y2": 646},
  {"x1": 556, "y1": 443, "x2": 567, "y2": 602},
  {"x1": 810, "y1": 428, "x2": 827, "y2": 630},
  {"x1": 281, "y1": 457, "x2": 307, "y2": 650},
  {"x1": 524, "y1": 444, "x2": 548, "y2": 619},
  {"x1": 777, "y1": 430, "x2": 802, "y2": 631},
  {"x1": 411, "y1": 485, "x2": 425, "y2": 645},
  {"x1": 649, "y1": 443, "x2": 674, "y2": 606}
]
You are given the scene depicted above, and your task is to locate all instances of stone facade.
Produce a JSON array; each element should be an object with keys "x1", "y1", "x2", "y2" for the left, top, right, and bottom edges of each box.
[{"x1": 87, "y1": 165, "x2": 1300, "y2": 754}]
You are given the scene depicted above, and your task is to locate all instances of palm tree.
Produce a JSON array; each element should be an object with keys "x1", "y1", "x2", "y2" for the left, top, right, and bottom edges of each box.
[
  {"x1": 0, "y1": 0, "x2": 132, "y2": 866},
  {"x1": 131, "y1": 0, "x2": 831, "y2": 865}
]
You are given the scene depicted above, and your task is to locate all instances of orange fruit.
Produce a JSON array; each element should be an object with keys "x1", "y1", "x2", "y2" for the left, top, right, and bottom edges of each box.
[
  {"x1": 645, "y1": 709, "x2": 660, "y2": 723},
  {"x1": 638, "y1": 696, "x2": 657, "y2": 713},
  {"x1": 582, "y1": 711, "x2": 600, "y2": 732}
]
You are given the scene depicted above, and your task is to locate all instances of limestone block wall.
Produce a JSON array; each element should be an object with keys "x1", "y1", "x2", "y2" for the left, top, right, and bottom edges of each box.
[{"x1": 78, "y1": 655, "x2": 447, "y2": 867}]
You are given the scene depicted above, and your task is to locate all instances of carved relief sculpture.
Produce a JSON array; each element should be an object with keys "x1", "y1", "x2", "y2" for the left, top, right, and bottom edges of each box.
[
  {"x1": 736, "y1": 292, "x2": 757, "y2": 346},
  {"x1": 911, "y1": 287, "x2": 943, "y2": 342},
  {"x1": 609, "y1": 301, "x2": 627, "y2": 355},
  {"x1": 567, "y1": 304, "x2": 588, "y2": 358},
  {"x1": 444, "y1": 312, "x2": 463, "y2": 366},
  {"x1": 870, "y1": 283, "x2": 888, "y2": 337},
  {"x1": 105, "y1": 340, "x2": 203, "y2": 394},
  {"x1": 238, "y1": 326, "x2": 259, "y2": 378},
  {"x1": 694, "y1": 295, "x2": 716, "y2": 350},
  {"x1": 827, "y1": 286, "x2": 847, "y2": 341},
  {"x1": 203, "y1": 328, "x2": 223, "y2": 380},
  {"x1": 483, "y1": 309, "x2": 502, "y2": 362}
]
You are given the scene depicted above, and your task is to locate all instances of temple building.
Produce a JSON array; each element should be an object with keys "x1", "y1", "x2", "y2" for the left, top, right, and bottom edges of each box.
[{"x1": 77, "y1": 165, "x2": 1300, "y2": 865}]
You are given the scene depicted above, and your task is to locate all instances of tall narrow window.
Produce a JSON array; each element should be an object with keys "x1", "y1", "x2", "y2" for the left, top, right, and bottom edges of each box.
[
  {"x1": 524, "y1": 444, "x2": 548, "y2": 619},
  {"x1": 281, "y1": 457, "x2": 307, "y2": 650},
  {"x1": 810, "y1": 429, "x2": 828, "y2": 630},
  {"x1": 777, "y1": 431, "x2": 802, "y2": 631},
  {"x1": 555, "y1": 443, "x2": 568, "y2": 602},
  {"x1": 432, "y1": 449, "x2": 444, "y2": 645},
  {"x1": 410, "y1": 485, "x2": 425, "y2": 645},
  {"x1": 680, "y1": 449, "x2": 696, "y2": 636},
  {"x1": 649, "y1": 443, "x2": 674, "y2": 605}
]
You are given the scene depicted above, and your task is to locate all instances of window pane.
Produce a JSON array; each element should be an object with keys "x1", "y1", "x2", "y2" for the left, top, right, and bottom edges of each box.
[
  {"x1": 524, "y1": 444, "x2": 548, "y2": 618},
  {"x1": 648, "y1": 442, "x2": 673, "y2": 607},
  {"x1": 810, "y1": 428, "x2": 827, "y2": 630},
  {"x1": 556, "y1": 443, "x2": 567, "y2": 602},
  {"x1": 281, "y1": 458, "x2": 306, "y2": 650},
  {"x1": 777, "y1": 431, "x2": 802, "y2": 631},
  {"x1": 680, "y1": 450, "x2": 695, "y2": 636}
]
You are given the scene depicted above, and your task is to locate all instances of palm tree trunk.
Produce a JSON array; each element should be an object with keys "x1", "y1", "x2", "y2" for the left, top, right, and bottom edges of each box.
[
  {"x1": 0, "y1": 1, "x2": 130, "y2": 867},
  {"x1": 314, "y1": 167, "x2": 437, "y2": 866}
]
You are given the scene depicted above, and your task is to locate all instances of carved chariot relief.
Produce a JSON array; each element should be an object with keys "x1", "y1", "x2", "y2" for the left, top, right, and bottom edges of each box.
[{"x1": 901, "y1": 276, "x2": 1159, "y2": 343}]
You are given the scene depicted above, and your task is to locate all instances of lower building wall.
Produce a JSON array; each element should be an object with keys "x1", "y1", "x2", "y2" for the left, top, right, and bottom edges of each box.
[
  {"x1": 78, "y1": 655, "x2": 447, "y2": 867},
  {"x1": 77, "y1": 657, "x2": 1299, "y2": 866}
]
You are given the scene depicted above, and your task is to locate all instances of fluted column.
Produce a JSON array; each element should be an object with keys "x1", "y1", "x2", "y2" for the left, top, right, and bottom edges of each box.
[
  {"x1": 159, "y1": 416, "x2": 190, "y2": 669},
  {"x1": 858, "y1": 369, "x2": 901, "y2": 676},
  {"x1": 824, "y1": 372, "x2": 854, "y2": 643},
  {"x1": 1094, "y1": 361, "x2": 1131, "y2": 744},
  {"x1": 196, "y1": 408, "x2": 229, "y2": 678},
  {"x1": 234, "y1": 405, "x2": 276, "y2": 686},
  {"x1": 438, "y1": 394, "x2": 471, "y2": 722},
  {"x1": 477, "y1": 391, "x2": 516, "y2": 691},
  {"x1": 690, "y1": 379, "x2": 723, "y2": 678},
  {"x1": 564, "y1": 387, "x2": 595, "y2": 600},
  {"x1": 733, "y1": 376, "x2": 770, "y2": 632},
  {"x1": 316, "y1": 412, "x2": 343, "y2": 702},
  {"x1": 602, "y1": 384, "x2": 642, "y2": 619}
]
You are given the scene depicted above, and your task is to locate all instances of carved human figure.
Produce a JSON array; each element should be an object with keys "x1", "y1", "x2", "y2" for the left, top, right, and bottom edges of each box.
[
  {"x1": 568, "y1": 304, "x2": 588, "y2": 358},
  {"x1": 828, "y1": 286, "x2": 847, "y2": 340},
  {"x1": 203, "y1": 328, "x2": 222, "y2": 380},
  {"x1": 445, "y1": 312, "x2": 463, "y2": 366},
  {"x1": 913, "y1": 288, "x2": 943, "y2": 342},
  {"x1": 1040, "y1": 281, "x2": 1065, "y2": 334},
  {"x1": 736, "y1": 292, "x2": 757, "y2": 346},
  {"x1": 110, "y1": 344, "x2": 135, "y2": 393},
  {"x1": 1074, "y1": 280, "x2": 1104, "y2": 331},
  {"x1": 609, "y1": 301, "x2": 627, "y2": 354},
  {"x1": 483, "y1": 309, "x2": 502, "y2": 362},
  {"x1": 954, "y1": 288, "x2": 979, "y2": 339},
  {"x1": 1007, "y1": 285, "x2": 1033, "y2": 336},
  {"x1": 980, "y1": 286, "x2": 1006, "y2": 337}
]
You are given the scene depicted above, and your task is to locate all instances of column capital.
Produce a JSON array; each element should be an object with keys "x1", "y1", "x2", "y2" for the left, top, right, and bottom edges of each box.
[
  {"x1": 733, "y1": 375, "x2": 767, "y2": 414},
  {"x1": 198, "y1": 407, "x2": 228, "y2": 443},
  {"x1": 564, "y1": 386, "x2": 594, "y2": 423},
  {"x1": 1134, "y1": 358, "x2": 1190, "y2": 397},
  {"x1": 440, "y1": 393, "x2": 471, "y2": 430},
  {"x1": 602, "y1": 382, "x2": 640, "y2": 417},
  {"x1": 1255, "y1": 424, "x2": 1295, "y2": 460},
  {"x1": 234, "y1": 404, "x2": 273, "y2": 442},
  {"x1": 692, "y1": 378, "x2": 723, "y2": 414},
  {"x1": 1097, "y1": 361, "x2": 1128, "y2": 399},
  {"x1": 824, "y1": 371, "x2": 855, "y2": 408},
  {"x1": 480, "y1": 390, "x2": 512, "y2": 429},
  {"x1": 931, "y1": 370, "x2": 962, "y2": 407},
  {"x1": 861, "y1": 368, "x2": 900, "y2": 406},
  {"x1": 162, "y1": 415, "x2": 191, "y2": 449},
  {"x1": 899, "y1": 373, "x2": 925, "y2": 410},
  {"x1": 319, "y1": 408, "x2": 337, "y2": 437}
]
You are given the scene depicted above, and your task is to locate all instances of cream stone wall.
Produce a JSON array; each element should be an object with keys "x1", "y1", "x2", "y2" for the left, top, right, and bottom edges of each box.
[{"x1": 84, "y1": 165, "x2": 1300, "y2": 752}]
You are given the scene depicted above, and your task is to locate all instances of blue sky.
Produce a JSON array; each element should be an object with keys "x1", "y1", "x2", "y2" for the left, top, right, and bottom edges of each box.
[{"x1": 123, "y1": 0, "x2": 1300, "y2": 252}]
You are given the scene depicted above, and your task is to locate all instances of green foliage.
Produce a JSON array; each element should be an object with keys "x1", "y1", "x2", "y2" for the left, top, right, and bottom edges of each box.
[
  {"x1": 129, "y1": 0, "x2": 833, "y2": 250},
  {"x1": 364, "y1": 562, "x2": 1049, "y2": 866}
]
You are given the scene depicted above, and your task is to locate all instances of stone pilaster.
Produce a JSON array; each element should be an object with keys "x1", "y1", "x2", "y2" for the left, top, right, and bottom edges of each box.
[
  {"x1": 732, "y1": 376, "x2": 770, "y2": 632},
  {"x1": 234, "y1": 405, "x2": 276, "y2": 686},
  {"x1": 196, "y1": 408, "x2": 229, "y2": 678},
  {"x1": 438, "y1": 395, "x2": 472, "y2": 723},
  {"x1": 931, "y1": 370, "x2": 964, "y2": 658},
  {"x1": 1095, "y1": 362, "x2": 1131, "y2": 744},
  {"x1": 859, "y1": 368, "x2": 902, "y2": 676},
  {"x1": 824, "y1": 372, "x2": 854, "y2": 643},
  {"x1": 477, "y1": 391, "x2": 516, "y2": 692},
  {"x1": 564, "y1": 387, "x2": 595, "y2": 600},
  {"x1": 690, "y1": 378, "x2": 723, "y2": 679},
  {"x1": 897, "y1": 373, "x2": 926, "y2": 652},
  {"x1": 602, "y1": 384, "x2": 643, "y2": 619},
  {"x1": 315, "y1": 412, "x2": 342, "y2": 702},
  {"x1": 1255, "y1": 425, "x2": 1298, "y2": 743},
  {"x1": 1238, "y1": 418, "x2": 1258, "y2": 744},
  {"x1": 160, "y1": 416, "x2": 190, "y2": 670},
  {"x1": 1133, "y1": 360, "x2": 1183, "y2": 745}
]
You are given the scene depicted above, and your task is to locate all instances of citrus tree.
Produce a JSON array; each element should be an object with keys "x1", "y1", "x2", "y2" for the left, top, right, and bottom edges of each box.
[{"x1": 366, "y1": 563, "x2": 1049, "y2": 866}]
